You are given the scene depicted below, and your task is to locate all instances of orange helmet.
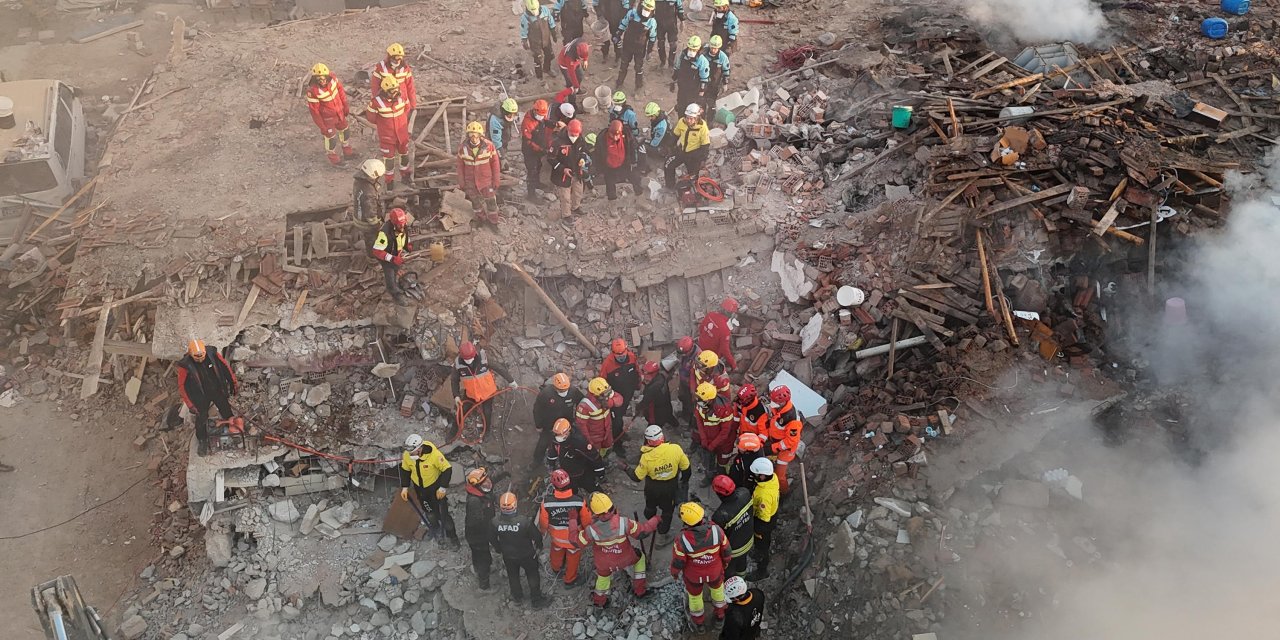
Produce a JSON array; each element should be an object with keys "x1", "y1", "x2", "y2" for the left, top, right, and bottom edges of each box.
[
  {"x1": 533, "y1": 99, "x2": 549, "y2": 117},
  {"x1": 552, "y1": 373, "x2": 571, "y2": 391},
  {"x1": 737, "y1": 432, "x2": 762, "y2": 452},
  {"x1": 567, "y1": 120, "x2": 583, "y2": 137},
  {"x1": 552, "y1": 418, "x2": 572, "y2": 439},
  {"x1": 499, "y1": 492, "x2": 518, "y2": 514},
  {"x1": 187, "y1": 339, "x2": 207, "y2": 362},
  {"x1": 611, "y1": 338, "x2": 628, "y2": 354}
]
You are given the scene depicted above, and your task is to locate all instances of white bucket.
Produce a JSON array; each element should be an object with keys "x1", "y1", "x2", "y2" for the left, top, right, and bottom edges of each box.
[
  {"x1": 836, "y1": 285, "x2": 866, "y2": 306},
  {"x1": 582, "y1": 96, "x2": 599, "y2": 114},
  {"x1": 594, "y1": 85, "x2": 612, "y2": 104},
  {"x1": 591, "y1": 19, "x2": 610, "y2": 36}
]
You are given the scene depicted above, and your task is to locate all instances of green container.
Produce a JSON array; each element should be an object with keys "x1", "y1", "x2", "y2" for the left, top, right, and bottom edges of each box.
[
  {"x1": 891, "y1": 105, "x2": 913, "y2": 129},
  {"x1": 715, "y1": 107, "x2": 736, "y2": 126}
]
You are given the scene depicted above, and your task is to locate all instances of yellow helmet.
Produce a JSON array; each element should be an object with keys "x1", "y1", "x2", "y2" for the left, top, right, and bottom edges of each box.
[
  {"x1": 380, "y1": 75, "x2": 400, "y2": 92},
  {"x1": 698, "y1": 350, "x2": 720, "y2": 369},
  {"x1": 696, "y1": 382, "x2": 718, "y2": 402},
  {"x1": 386, "y1": 43, "x2": 406, "y2": 58},
  {"x1": 311, "y1": 63, "x2": 331, "y2": 77},
  {"x1": 588, "y1": 377, "x2": 610, "y2": 396},
  {"x1": 466, "y1": 121, "x2": 485, "y2": 135},
  {"x1": 709, "y1": 35, "x2": 723, "y2": 49},
  {"x1": 502, "y1": 98, "x2": 519, "y2": 113},
  {"x1": 679, "y1": 502, "x2": 705, "y2": 526},
  {"x1": 525, "y1": 0, "x2": 539, "y2": 12},
  {"x1": 687, "y1": 35, "x2": 702, "y2": 50},
  {"x1": 589, "y1": 492, "x2": 614, "y2": 515}
]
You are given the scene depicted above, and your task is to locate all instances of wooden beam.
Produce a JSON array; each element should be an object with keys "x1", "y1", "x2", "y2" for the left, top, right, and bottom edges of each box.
[
  {"x1": 24, "y1": 175, "x2": 99, "y2": 242},
  {"x1": 103, "y1": 338, "x2": 156, "y2": 358},
  {"x1": 80, "y1": 294, "x2": 113, "y2": 399},
  {"x1": 506, "y1": 263, "x2": 599, "y2": 358},
  {"x1": 977, "y1": 183, "x2": 1072, "y2": 218}
]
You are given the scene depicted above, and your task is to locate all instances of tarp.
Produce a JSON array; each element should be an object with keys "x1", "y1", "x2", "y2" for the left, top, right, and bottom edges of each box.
[{"x1": 770, "y1": 369, "x2": 827, "y2": 418}]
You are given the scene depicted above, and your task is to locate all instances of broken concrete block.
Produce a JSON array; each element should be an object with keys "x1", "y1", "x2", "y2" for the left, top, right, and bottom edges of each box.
[
  {"x1": 118, "y1": 615, "x2": 148, "y2": 639},
  {"x1": 586, "y1": 293, "x2": 613, "y2": 313},
  {"x1": 383, "y1": 551, "x2": 415, "y2": 567},
  {"x1": 244, "y1": 577, "x2": 268, "y2": 600},
  {"x1": 300, "y1": 504, "x2": 321, "y2": 536},
  {"x1": 303, "y1": 383, "x2": 331, "y2": 407},
  {"x1": 205, "y1": 529, "x2": 233, "y2": 567},
  {"x1": 827, "y1": 522, "x2": 858, "y2": 565},
  {"x1": 269, "y1": 499, "x2": 301, "y2": 523},
  {"x1": 874, "y1": 497, "x2": 912, "y2": 517}
]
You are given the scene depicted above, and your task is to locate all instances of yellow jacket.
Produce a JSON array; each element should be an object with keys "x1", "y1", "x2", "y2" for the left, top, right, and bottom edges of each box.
[
  {"x1": 672, "y1": 118, "x2": 710, "y2": 154},
  {"x1": 634, "y1": 442, "x2": 690, "y2": 482},
  {"x1": 751, "y1": 475, "x2": 779, "y2": 523},
  {"x1": 400, "y1": 446, "x2": 451, "y2": 488}
]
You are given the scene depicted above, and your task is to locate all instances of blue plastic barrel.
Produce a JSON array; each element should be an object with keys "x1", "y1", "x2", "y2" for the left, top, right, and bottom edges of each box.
[
  {"x1": 1202, "y1": 17, "x2": 1229, "y2": 39},
  {"x1": 1221, "y1": 0, "x2": 1250, "y2": 16}
]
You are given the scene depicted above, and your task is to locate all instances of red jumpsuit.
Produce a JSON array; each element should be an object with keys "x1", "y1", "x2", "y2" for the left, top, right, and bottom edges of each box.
[
  {"x1": 456, "y1": 138, "x2": 502, "y2": 221},
  {"x1": 305, "y1": 76, "x2": 351, "y2": 161},
  {"x1": 670, "y1": 521, "x2": 732, "y2": 624},
  {"x1": 371, "y1": 59, "x2": 417, "y2": 108},
  {"x1": 577, "y1": 512, "x2": 660, "y2": 606},
  {"x1": 557, "y1": 38, "x2": 589, "y2": 91},
  {"x1": 768, "y1": 400, "x2": 803, "y2": 494},
  {"x1": 697, "y1": 310, "x2": 736, "y2": 369},
  {"x1": 366, "y1": 93, "x2": 412, "y2": 183},
  {"x1": 575, "y1": 391, "x2": 621, "y2": 454},
  {"x1": 697, "y1": 395, "x2": 738, "y2": 469}
]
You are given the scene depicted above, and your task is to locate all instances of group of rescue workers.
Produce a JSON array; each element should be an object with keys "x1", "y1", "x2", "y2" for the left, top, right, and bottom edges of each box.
[{"x1": 393, "y1": 296, "x2": 781, "y2": 638}]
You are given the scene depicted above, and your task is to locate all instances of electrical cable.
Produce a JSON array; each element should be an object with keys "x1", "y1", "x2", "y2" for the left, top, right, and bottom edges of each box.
[{"x1": 0, "y1": 474, "x2": 150, "y2": 541}]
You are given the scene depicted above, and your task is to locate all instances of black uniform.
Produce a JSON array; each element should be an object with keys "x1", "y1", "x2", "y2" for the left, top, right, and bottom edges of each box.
[
  {"x1": 464, "y1": 486, "x2": 499, "y2": 589},
  {"x1": 532, "y1": 384, "x2": 584, "y2": 468},
  {"x1": 636, "y1": 370, "x2": 678, "y2": 430},
  {"x1": 711, "y1": 486, "x2": 755, "y2": 576},
  {"x1": 557, "y1": 0, "x2": 588, "y2": 43},
  {"x1": 615, "y1": 8, "x2": 656, "y2": 92},
  {"x1": 590, "y1": 125, "x2": 641, "y2": 201},
  {"x1": 494, "y1": 511, "x2": 546, "y2": 605},
  {"x1": 728, "y1": 449, "x2": 763, "y2": 493},
  {"x1": 176, "y1": 351, "x2": 237, "y2": 456},
  {"x1": 653, "y1": 0, "x2": 684, "y2": 66},
  {"x1": 603, "y1": 355, "x2": 640, "y2": 456},
  {"x1": 596, "y1": 0, "x2": 626, "y2": 60},
  {"x1": 546, "y1": 430, "x2": 606, "y2": 493},
  {"x1": 398, "y1": 459, "x2": 459, "y2": 544},
  {"x1": 720, "y1": 588, "x2": 765, "y2": 640}
]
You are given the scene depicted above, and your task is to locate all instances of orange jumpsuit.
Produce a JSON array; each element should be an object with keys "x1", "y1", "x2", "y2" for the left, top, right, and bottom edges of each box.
[
  {"x1": 538, "y1": 487, "x2": 592, "y2": 584},
  {"x1": 767, "y1": 400, "x2": 803, "y2": 493}
]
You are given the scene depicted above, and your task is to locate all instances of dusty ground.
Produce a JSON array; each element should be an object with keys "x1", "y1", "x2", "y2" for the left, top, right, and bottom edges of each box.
[{"x1": 0, "y1": 400, "x2": 157, "y2": 639}]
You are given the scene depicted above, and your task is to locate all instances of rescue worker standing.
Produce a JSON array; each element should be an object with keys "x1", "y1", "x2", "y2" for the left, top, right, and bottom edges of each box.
[
  {"x1": 305, "y1": 63, "x2": 352, "y2": 166},
  {"x1": 554, "y1": 0, "x2": 589, "y2": 43},
  {"x1": 734, "y1": 384, "x2": 772, "y2": 441},
  {"x1": 695, "y1": 382, "x2": 738, "y2": 482},
  {"x1": 709, "y1": 0, "x2": 739, "y2": 52},
  {"x1": 671, "y1": 36, "x2": 710, "y2": 114},
  {"x1": 699, "y1": 297, "x2": 740, "y2": 370},
  {"x1": 457, "y1": 121, "x2": 502, "y2": 225},
  {"x1": 721, "y1": 576, "x2": 765, "y2": 640},
  {"x1": 550, "y1": 119, "x2": 589, "y2": 218},
  {"x1": 399, "y1": 434, "x2": 460, "y2": 546},
  {"x1": 547, "y1": 419, "x2": 606, "y2": 492},
  {"x1": 557, "y1": 38, "x2": 592, "y2": 93},
  {"x1": 670, "y1": 502, "x2": 732, "y2": 628},
  {"x1": 614, "y1": 0, "x2": 657, "y2": 92},
  {"x1": 463, "y1": 467, "x2": 499, "y2": 590},
  {"x1": 600, "y1": 339, "x2": 640, "y2": 455},
  {"x1": 641, "y1": 102, "x2": 670, "y2": 174},
  {"x1": 633, "y1": 425, "x2": 691, "y2": 535},
  {"x1": 710, "y1": 474, "x2": 755, "y2": 576},
  {"x1": 691, "y1": 349, "x2": 726, "y2": 403},
  {"x1": 664, "y1": 103, "x2": 711, "y2": 189},
  {"x1": 177, "y1": 339, "x2": 237, "y2": 457},
  {"x1": 595, "y1": 0, "x2": 626, "y2": 60},
  {"x1": 533, "y1": 373, "x2": 582, "y2": 468},
  {"x1": 372, "y1": 43, "x2": 417, "y2": 108},
  {"x1": 521, "y1": 99, "x2": 553, "y2": 199},
  {"x1": 451, "y1": 340, "x2": 514, "y2": 432},
  {"x1": 636, "y1": 361, "x2": 678, "y2": 430},
  {"x1": 351, "y1": 159, "x2": 386, "y2": 227},
  {"x1": 488, "y1": 98, "x2": 520, "y2": 158},
  {"x1": 766, "y1": 385, "x2": 803, "y2": 494},
  {"x1": 577, "y1": 493, "x2": 661, "y2": 607},
  {"x1": 538, "y1": 469, "x2": 592, "y2": 585},
  {"x1": 702, "y1": 36, "x2": 732, "y2": 116},
  {"x1": 593, "y1": 120, "x2": 641, "y2": 201},
  {"x1": 654, "y1": 0, "x2": 684, "y2": 66},
  {"x1": 370, "y1": 207, "x2": 411, "y2": 306},
  {"x1": 366, "y1": 75, "x2": 412, "y2": 188},
  {"x1": 576, "y1": 377, "x2": 622, "y2": 457},
  {"x1": 747, "y1": 458, "x2": 778, "y2": 580},
  {"x1": 520, "y1": 0, "x2": 558, "y2": 80},
  {"x1": 728, "y1": 432, "x2": 765, "y2": 492},
  {"x1": 495, "y1": 493, "x2": 549, "y2": 607},
  {"x1": 674, "y1": 336, "x2": 701, "y2": 428},
  {"x1": 608, "y1": 92, "x2": 641, "y2": 139}
]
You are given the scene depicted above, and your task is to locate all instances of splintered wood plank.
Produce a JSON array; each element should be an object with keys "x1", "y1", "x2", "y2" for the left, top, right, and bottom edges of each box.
[
  {"x1": 666, "y1": 277, "x2": 692, "y2": 340},
  {"x1": 80, "y1": 294, "x2": 113, "y2": 399},
  {"x1": 292, "y1": 225, "x2": 305, "y2": 264},
  {"x1": 310, "y1": 222, "x2": 329, "y2": 258}
]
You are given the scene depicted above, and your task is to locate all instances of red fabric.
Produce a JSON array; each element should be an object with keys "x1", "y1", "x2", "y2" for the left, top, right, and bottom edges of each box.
[
  {"x1": 366, "y1": 94, "x2": 411, "y2": 153},
  {"x1": 598, "y1": 350, "x2": 637, "y2": 380},
  {"x1": 697, "y1": 311, "x2": 736, "y2": 369},
  {"x1": 176, "y1": 367, "x2": 193, "y2": 409},
  {"x1": 371, "y1": 59, "x2": 417, "y2": 109},
  {"x1": 697, "y1": 397, "x2": 738, "y2": 454},
  {"x1": 521, "y1": 112, "x2": 547, "y2": 151},
  {"x1": 576, "y1": 394, "x2": 615, "y2": 450},
  {"x1": 306, "y1": 77, "x2": 349, "y2": 133},
  {"x1": 583, "y1": 514, "x2": 657, "y2": 572},
  {"x1": 557, "y1": 46, "x2": 585, "y2": 90},
  {"x1": 456, "y1": 139, "x2": 502, "y2": 192},
  {"x1": 605, "y1": 134, "x2": 627, "y2": 169},
  {"x1": 671, "y1": 523, "x2": 731, "y2": 582}
]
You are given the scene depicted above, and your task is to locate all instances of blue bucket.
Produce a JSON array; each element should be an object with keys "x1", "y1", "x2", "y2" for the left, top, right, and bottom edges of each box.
[
  {"x1": 1202, "y1": 17, "x2": 1229, "y2": 39},
  {"x1": 1221, "y1": 0, "x2": 1250, "y2": 15}
]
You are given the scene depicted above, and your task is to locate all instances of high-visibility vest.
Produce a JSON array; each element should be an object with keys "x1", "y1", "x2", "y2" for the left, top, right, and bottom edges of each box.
[{"x1": 456, "y1": 354, "x2": 498, "y2": 403}]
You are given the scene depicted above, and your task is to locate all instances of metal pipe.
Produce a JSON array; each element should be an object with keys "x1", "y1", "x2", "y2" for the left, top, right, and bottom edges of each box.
[{"x1": 854, "y1": 335, "x2": 928, "y2": 359}]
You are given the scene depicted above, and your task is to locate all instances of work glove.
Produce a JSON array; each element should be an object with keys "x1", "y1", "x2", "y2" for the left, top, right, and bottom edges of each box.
[
  {"x1": 454, "y1": 396, "x2": 463, "y2": 408},
  {"x1": 436, "y1": 488, "x2": 447, "y2": 499},
  {"x1": 613, "y1": 38, "x2": 622, "y2": 49},
  {"x1": 509, "y1": 381, "x2": 519, "y2": 389},
  {"x1": 392, "y1": 255, "x2": 405, "y2": 266},
  {"x1": 400, "y1": 488, "x2": 410, "y2": 501},
  {"x1": 678, "y1": 479, "x2": 689, "y2": 502}
]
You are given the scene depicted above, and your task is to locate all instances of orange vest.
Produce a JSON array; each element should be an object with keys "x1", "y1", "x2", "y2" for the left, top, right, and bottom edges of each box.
[{"x1": 457, "y1": 355, "x2": 498, "y2": 402}]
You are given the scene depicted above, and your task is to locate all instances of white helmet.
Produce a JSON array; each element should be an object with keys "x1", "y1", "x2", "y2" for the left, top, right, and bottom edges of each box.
[
  {"x1": 684, "y1": 103, "x2": 702, "y2": 117},
  {"x1": 749, "y1": 457, "x2": 774, "y2": 476},
  {"x1": 361, "y1": 158, "x2": 387, "y2": 180},
  {"x1": 724, "y1": 576, "x2": 747, "y2": 600},
  {"x1": 404, "y1": 434, "x2": 424, "y2": 451},
  {"x1": 560, "y1": 103, "x2": 576, "y2": 118},
  {"x1": 643, "y1": 424, "x2": 663, "y2": 443}
]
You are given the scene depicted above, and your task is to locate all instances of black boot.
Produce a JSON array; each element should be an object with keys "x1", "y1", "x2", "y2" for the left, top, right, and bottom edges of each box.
[{"x1": 197, "y1": 440, "x2": 210, "y2": 457}]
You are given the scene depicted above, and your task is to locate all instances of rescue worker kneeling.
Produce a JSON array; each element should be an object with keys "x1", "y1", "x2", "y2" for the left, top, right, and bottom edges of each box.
[
  {"x1": 670, "y1": 502, "x2": 731, "y2": 628},
  {"x1": 632, "y1": 424, "x2": 691, "y2": 535},
  {"x1": 576, "y1": 493, "x2": 661, "y2": 607}
]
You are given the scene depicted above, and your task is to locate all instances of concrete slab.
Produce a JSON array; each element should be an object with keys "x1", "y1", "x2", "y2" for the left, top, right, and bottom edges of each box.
[{"x1": 185, "y1": 434, "x2": 287, "y2": 504}]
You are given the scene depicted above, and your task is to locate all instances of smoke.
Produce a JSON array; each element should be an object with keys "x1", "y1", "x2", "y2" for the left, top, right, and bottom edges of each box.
[{"x1": 960, "y1": 0, "x2": 1109, "y2": 45}]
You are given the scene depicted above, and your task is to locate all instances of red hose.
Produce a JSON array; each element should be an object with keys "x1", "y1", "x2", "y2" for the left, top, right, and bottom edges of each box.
[{"x1": 449, "y1": 385, "x2": 539, "y2": 446}]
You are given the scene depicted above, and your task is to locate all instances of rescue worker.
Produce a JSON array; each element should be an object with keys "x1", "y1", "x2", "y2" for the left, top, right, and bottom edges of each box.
[
  {"x1": 594, "y1": 0, "x2": 626, "y2": 60},
  {"x1": 305, "y1": 63, "x2": 353, "y2": 166},
  {"x1": 557, "y1": 38, "x2": 592, "y2": 93},
  {"x1": 594, "y1": 119, "x2": 641, "y2": 201},
  {"x1": 488, "y1": 98, "x2": 520, "y2": 157},
  {"x1": 533, "y1": 373, "x2": 583, "y2": 468},
  {"x1": 766, "y1": 385, "x2": 803, "y2": 494},
  {"x1": 670, "y1": 502, "x2": 731, "y2": 628},
  {"x1": 494, "y1": 492, "x2": 549, "y2": 607},
  {"x1": 521, "y1": 99, "x2": 553, "y2": 199},
  {"x1": 451, "y1": 340, "x2": 514, "y2": 433},
  {"x1": 372, "y1": 43, "x2": 417, "y2": 108},
  {"x1": 550, "y1": 119, "x2": 589, "y2": 218},
  {"x1": 581, "y1": 132, "x2": 598, "y2": 191},
  {"x1": 463, "y1": 467, "x2": 499, "y2": 589},
  {"x1": 457, "y1": 121, "x2": 502, "y2": 225},
  {"x1": 747, "y1": 457, "x2": 778, "y2": 580},
  {"x1": 399, "y1": 434, "x2": 460, "y2": 546},
  {"x1": 636, "y1": 361, "x2": 678, "y2": 430},
  {"x1": 671, "y1": 36, "x2": 710, "y2": 115},
  {"x1": 554, "y1": 0, "x2": 589, "y2": 43},
  {"x1": 575, "y1": 377, "x2": 622, "y2": 457},
  {"x1": 699, "y1": 297, "x2": 740, "y2": 370},
  {"x1": 702, "y1": 35, "x2": 732, "y2": 116},
  {"x1": 520, "y1": 0, "x2": 558, "y2": 80},
  {"x1": 721, "y1": 576, "x2": 765, "y2": 640},
  {"x1": 370, "y1": 207, "x2": 410, "y2": 305},
  {"x1": 365, "y1": 75, "x2": 412, "y2": 188},
  {"x1": 546, "y1": 418, "x2": 606, "y2": 492},
  {"x1": 710, "y1": 474, "x2": 754, "y2": 576},
  {"x1": 654, "y1": 0, "x2": 684, "y2": 66},
  {"x1": 176, "y1": 339, "x2": 237, "y2": 457},
  {"x1": 633, "y1": 424, "x2": 691, "y2": 535},
  {"x1": 641, "y1": 101, "x2": 670, "y2": 174},
  {"x1": 614, "y1": 0, "x2": 657, "y2": 92},
  {"x1": 351, "y1": 159, "x2": 386, "y2": 228},
  {"x1": 728, "y1": 432, "x2": 765, "y2": 492},
  {"x1": 674, "y1": 336, "x2": 701, "y2": 427},
  {"x1": 538, "y1": 469, "x2": 592, "y2": 585},
  {"x1": 709, "y1": 0, "x2": 739, "y2": 52},
  {"x1": 600, "y1": 338, "x2": 640, "y2": 454},
  {"x1": 550, "y1": 88, "x2": 578, "y2": 130},
  {"x1": 609, "y1": 91, "x2": 642, "y2": 139},
  {"x1": 577, "y1": 493, "x2": 661, "y2": 607},
  {"x1": 734, "y1": 384, "x2": 772, "y2": 441},
  {"x1": 665, "y1": 102, "x2": 711, "y2": 189},
  {"x1": 695, "y1": 382, "x2": 738, "y2": 482},
  {"x1": 690, "y1": 350, "x2": 726, "y2": 417}
]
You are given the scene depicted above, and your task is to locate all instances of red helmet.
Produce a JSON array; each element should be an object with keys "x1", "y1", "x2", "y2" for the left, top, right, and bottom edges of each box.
[
  {"x1": 533, "y1": 99, "x2": 549, "y2": 117},
  {"x1": 388, "y1": 208, "x2": 408, "y2": 228},
  {"x1": 736, "y1": 383, "x2": 757, "y2": 405},
  {"x1": 567, "y1": 120, "x2": 583, "y2": 136},
  {"x1": 550, "y1": 469, "x2": 571, "y2": 489},
  {"x1": 770, "y1": 385, "x2": 791, "y2": 405},
  {"x1": 721, "y1": 297, "x2": 739, "y2": 314},
  {"x1": 459, "y1": 340, "x2": 478, "y2": 361},
  {"x1": 712, "y1": 475, "x2": 736, "y2": 497},
  {"x1": 575, "y1": 41, "x2": 591, "y2": 59},
  {"x1": 609, "y1": 119, "x2": 623, "y2": 135},
  {"x1": 610, "y1": 338, "x2": 628, "y2": 354},
  {"x1": 677, "y1": 336, "x2": 694, "y2": 354},
  {"x1": 641, "y1": 361, "x2": 659, "y2": 377}
]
